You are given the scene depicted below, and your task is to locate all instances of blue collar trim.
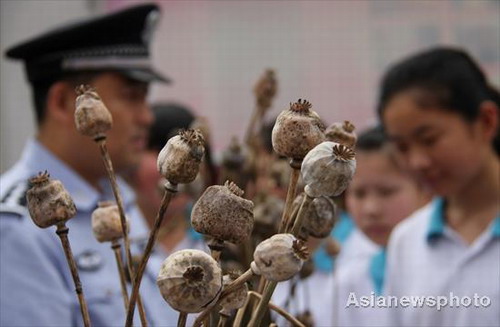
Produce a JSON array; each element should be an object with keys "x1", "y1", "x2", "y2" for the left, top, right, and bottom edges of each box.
[
  {"x1": 369, "y1": 248, "x2": 386, "y2": 296},
  {"x1": 313, "y1": 212, "x2": 355, "y2": 273},
  {"x1": 492, "y1": 216, "x2": 500, "y2": 238},
  {"x1": 426, "y1": 197, "x2": 446, "y2": 242},
  {"x1": 426, "y1": 197, "x2": 500, "y2": 242}
]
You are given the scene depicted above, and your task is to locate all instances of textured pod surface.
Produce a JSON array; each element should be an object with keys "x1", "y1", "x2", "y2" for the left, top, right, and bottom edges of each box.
[
  {"x1": 271, "y1": 99, "x2": 325, "y2": 160},
  {"x1": 251, "y1": 233, "x2": 308, "y2": 282},
  {"x1": 26, "y1": 172, "x2": 76, "y2": 228},
  {"x1": 325, "y1": 121, "x2": 357, "y2": 149},
  {"x1": 157, "y1": 249, "x2": 222, "y2": 313},
  {"x1": 253, "y1": 193, "x2": 285, "y2": 231},
  {"x1": 301, "y1": 141, "x2": 356, "y2": 198},
  {"x1": 74, "y1": 85, "x2": 113, "y2": 139},
  {"x1": 157, "y1": 129, "x2": 205, "y2": 184},
  {"x1": 292, "y1": 193, "x2": 337, "y2": 238},
  {"x1": 191, "y1": 181, "x2": 254, "y2": 244},
  {"x1": 91, "y1": 201, "x2": 126, "y2": 242},
  {"x1": 219, "y1": 272, "x2": 248, "y2": 312}
]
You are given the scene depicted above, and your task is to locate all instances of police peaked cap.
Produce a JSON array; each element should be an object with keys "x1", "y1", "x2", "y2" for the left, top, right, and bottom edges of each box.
[{"x1": 5, "y1": 3, "x2": 170, "y2": 84}]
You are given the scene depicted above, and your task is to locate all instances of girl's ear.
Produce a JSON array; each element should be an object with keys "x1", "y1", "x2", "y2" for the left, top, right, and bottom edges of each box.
[
  {"x1": 478, "y1": 100, "x2": 499, "y2": 144},
  {"x1": 45, "y1": 81, "x2": 76, "y2": 125}
]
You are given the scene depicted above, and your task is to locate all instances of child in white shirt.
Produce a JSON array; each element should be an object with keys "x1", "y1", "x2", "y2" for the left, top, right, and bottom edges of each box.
[{"x1": 379, "y1": 47, "x2": 499, "y2": 327}]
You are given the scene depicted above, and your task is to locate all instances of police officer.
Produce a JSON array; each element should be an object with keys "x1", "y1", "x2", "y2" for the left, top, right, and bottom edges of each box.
[{"x1": 0, "y1": 4, "x2": 181, "y2": 326}]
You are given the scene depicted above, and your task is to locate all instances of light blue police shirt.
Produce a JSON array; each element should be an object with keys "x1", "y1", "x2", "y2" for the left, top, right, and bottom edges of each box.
[{"x1": 0, "y1": 139, "x2": 180, "y2": 326}]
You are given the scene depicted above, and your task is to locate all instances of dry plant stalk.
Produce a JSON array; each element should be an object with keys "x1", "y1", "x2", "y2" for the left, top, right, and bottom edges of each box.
[
  {"x1": 192, "y1": 269, "x2": 254, "y2": 327},
  {"x1": 127, "y1": 129, "x2": 205, "y2": 327},
  {"x1": 126, "y1": 184, "x2": 177, "y2": 327},
  {"x1": 56, "y1": 223, "x2": 92, "y2": 327},
  {"x1": 91, "y1": 201, "x2": 130, "y2": 309},
  {"x1": 111, "y1": 241, "x2": 129, "y2": 310},
  {"x1": 75, "y1": 85, "x2": 148, "y2": 326},
  {"x1": 245, "y1": 69, "x2": 277, "y2": 147},
  {"x1": 26, "y1": 172, "x2": 91, "y2": 327},
  {"x1": 177, "y1": 312, "x2": 188, "y2": 327},
  {"x1": 247, "y1": 291, "x2": 306, "y2": 327}
]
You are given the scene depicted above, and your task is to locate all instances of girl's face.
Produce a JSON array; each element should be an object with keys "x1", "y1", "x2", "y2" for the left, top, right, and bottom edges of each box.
[
  {"x1": 346, "y1": 151, "x2": 422, "y2": 246},
  {"x1": 382, "y1": 90, "x2": 489, "y2": 197}
]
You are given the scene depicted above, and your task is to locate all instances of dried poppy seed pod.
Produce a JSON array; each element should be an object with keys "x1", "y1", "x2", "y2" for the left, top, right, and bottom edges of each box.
[
  {"x1": 26, "y1": 171, "x2": 76, "y2": 228},
  {"x1": 253, "y1": 193, "x2": 284, "y2": 238},
  {"x1": 325, "y1": 120, "x2": 357, "y2": 149},
  {"x1": 157, "y1": 129, "x2": 205, "y2": 185},
  {"x1": 299, "y1": 259, "x2": 315, "y2": 279},
  {"x1": 292, "y1": 193, "x2": 337, "y2": 238},
  {"x1": 301, "y1": 141, "x2": 356, "y2": 198},
  {"x1": 222, "y1": 137, "x2": 246, "y2": 170},
  {"x1": 91, "y1": 201, "x2": 128, "y2": 243},
  {"x1": 254, "y1": 69, "x2": 277, "y2": 110},
  {"x1": 157, "y1": 249, "x2": 222, "y2": 313},
  {"x1": 74, "y1": 85, "x2": 113, "y2": 140},
  {"x1": 219, "y1": 272, "x2": 249, "y2": 314},
  {"x1": 191, "y1": 181, "x2": 254, "y2": 244},
  {"x1": 271, "y1": 99, "x2": 325, "y2": 160},
  {"x1": 250, "y1": 234, "x2": 308, "y2": 282}
]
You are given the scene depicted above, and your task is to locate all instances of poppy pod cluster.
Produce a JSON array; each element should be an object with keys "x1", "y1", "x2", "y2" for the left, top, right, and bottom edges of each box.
[
  {"x1": 74, "y1": 85, "x2": 113, "y2": 140},
  {"x1": 271, "y1": 99, "x2": 325, "y2": 160},
  {"x1": 191, "y1": 181, "x2": 254, "y2": 244},
  {"x1": 157, "y1": 129, "x2": 205, "y2": 185},
  {"x1": 26, "y1": 171, "x2": 77, "y2": 228},
  {"x1": 157, "y1": 249, "x2": 222, "y2": 313},
  {"x1": 301, "y1": 141, "x2": 356, "y2": 198},
  {"x1": 251, "y1": 233, "x2": 309, "y2": 282}
]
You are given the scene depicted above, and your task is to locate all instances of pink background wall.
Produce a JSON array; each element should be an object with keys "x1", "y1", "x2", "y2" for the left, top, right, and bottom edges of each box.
[{"x1": 2, "y1": 1, "x2": 499, "y2": 170}]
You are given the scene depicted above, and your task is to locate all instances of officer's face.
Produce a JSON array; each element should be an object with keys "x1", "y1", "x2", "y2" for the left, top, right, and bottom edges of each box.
[{"x1": 91, "y1": 72, "x2": 153, "y2": 172}]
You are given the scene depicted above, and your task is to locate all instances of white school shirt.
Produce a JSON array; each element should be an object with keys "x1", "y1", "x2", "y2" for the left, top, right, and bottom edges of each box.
[
  {"x1": 384, "y1": 198, "x2": 500, "y2": 327},
  {"x1": 332, "y1": 229, "x2": 384, "y2": 327}
]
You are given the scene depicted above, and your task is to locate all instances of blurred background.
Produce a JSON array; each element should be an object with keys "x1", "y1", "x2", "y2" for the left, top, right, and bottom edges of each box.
[{"x1": 1, "y1": 0, "x2": 499, "y2": 173}]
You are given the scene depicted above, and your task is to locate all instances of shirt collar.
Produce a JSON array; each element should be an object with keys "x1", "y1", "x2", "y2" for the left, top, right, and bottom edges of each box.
[
  {"x1": 369, "y1": 248, "x2": 386, "y2": 296},
  {"x1": 492, "y1": 216, "x2": 500, "y2": 238},
  {"x1": 313, "y1": 211, "x2": 355, "y2": 273},
  {"x1": 21, "y1": 139, "x2": 136, "y2": 212},
  {"x1": 426, "y1": 197, "x2": 500, "y2": 243},
  {"x1": 426, "y1": 197, "x2": 446, "y2": 242}
]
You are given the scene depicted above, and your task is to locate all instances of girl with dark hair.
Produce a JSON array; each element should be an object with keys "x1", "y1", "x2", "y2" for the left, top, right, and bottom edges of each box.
[{"x1": 378, "y1": 47, "x2": 499, "y2": 326}]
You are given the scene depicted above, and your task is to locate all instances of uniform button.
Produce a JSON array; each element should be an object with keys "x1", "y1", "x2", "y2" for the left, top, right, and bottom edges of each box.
[{"x1": 76, "y1": 250, "x2": 103, "y2": 271}]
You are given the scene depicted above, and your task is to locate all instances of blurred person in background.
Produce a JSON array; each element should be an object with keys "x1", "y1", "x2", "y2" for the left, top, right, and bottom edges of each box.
[
  {"x1": 379, "y1": 47, "x2": 499, "y2": 327},
  {"x1": 0, "y1": 4, "x2": 187, "y2": 326},
  {"x1": 333, "y1": 125, "x2": 430, "y2": 327}
]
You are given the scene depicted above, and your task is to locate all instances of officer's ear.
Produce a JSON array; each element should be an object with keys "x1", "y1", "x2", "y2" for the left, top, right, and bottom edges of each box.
[{"x1": 45, "y1": 81, "x2": 77, "y2": 125}]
